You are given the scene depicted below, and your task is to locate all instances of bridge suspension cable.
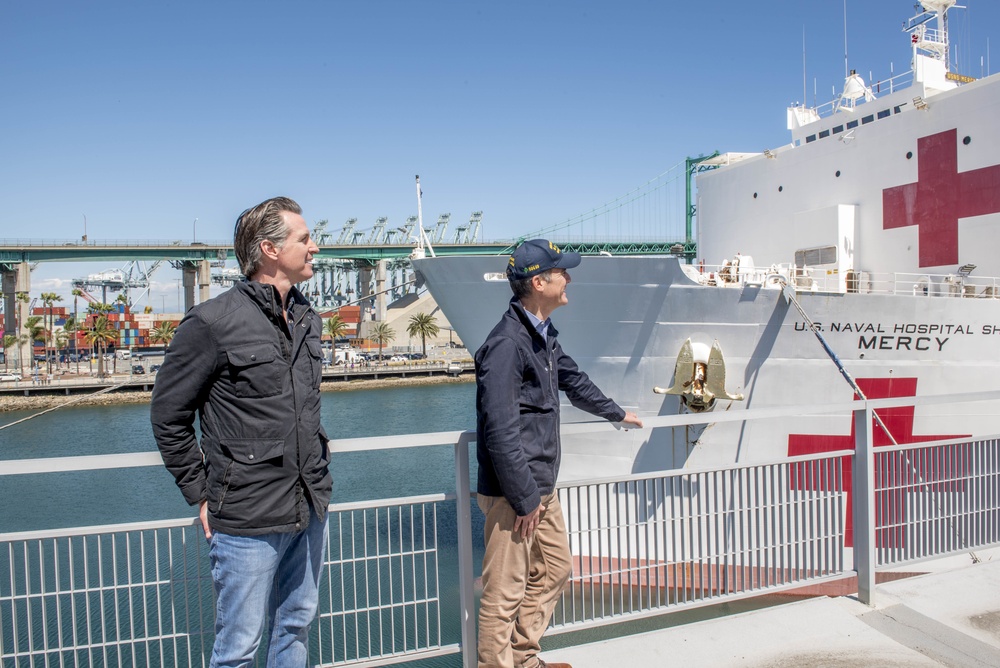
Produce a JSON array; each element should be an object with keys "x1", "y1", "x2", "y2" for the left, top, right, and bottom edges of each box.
[{"x1": 526, "y1": 160, "x2": 688, "y2": 241}]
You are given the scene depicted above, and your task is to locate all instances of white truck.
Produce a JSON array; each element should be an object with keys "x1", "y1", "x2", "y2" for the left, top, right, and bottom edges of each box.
[{"x1": 333, "y1": 348, "x2": 362, "y2": 365}]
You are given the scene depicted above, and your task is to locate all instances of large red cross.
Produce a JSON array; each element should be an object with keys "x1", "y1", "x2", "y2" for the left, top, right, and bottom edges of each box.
[
  {"x1": 882, "y1": 128, "x2": 1000, "y2": 267},
  {"x1": 787, "y1": 378, "x2": 968, "y2": 547}
]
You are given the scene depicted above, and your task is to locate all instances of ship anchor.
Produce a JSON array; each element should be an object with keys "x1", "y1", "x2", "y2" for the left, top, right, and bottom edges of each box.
[{"x1": 654, "y1": 339, "x2": 744, "y2": 412}]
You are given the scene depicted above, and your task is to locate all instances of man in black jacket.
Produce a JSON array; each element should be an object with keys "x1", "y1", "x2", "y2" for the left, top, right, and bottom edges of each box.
[
  {"x1": 475, "y1": 239, "x2": 642, "y2": 668},
  {"x1": 151, "y1": 196, "x2": 330, "y2": 667}
]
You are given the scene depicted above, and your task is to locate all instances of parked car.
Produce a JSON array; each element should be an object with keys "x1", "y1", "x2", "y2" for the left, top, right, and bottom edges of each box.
[
  {"x1": 131, "y1": 365, "x2": 145, "y2": 375},
  {"x1": 149, "y1": 364, "x2": 161, "y2": 373},
  {"x1": 0, "y1": 372, "x2": 22, "y2": 382}
]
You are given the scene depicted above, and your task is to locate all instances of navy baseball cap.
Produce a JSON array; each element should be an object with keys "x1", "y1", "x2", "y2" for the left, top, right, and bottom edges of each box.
[{"x1": 506, "y1": 239, "x2": 581, "y2": 281}]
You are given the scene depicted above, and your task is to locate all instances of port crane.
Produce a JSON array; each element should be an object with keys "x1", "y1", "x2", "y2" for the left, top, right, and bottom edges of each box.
[{"x1": 71, "y1": 260, "x2": 165, "y2": 306}]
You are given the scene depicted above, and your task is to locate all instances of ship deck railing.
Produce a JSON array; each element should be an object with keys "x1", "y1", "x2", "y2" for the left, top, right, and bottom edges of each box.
[
  {"x1": 3, "y1": 391, "x2": 1000, "y2": 667},
  {"x1": 691, "y1": 262, "x2": 1000, "y2": 298},
  {"x1": 805, "y1": 68, "x2": 916, "y2": 121}
]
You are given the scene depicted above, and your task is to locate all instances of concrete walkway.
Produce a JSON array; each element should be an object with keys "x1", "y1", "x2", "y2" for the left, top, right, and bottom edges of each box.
[{"x1": 547, "y1": 555, "x2": 1000, "y2": 667}]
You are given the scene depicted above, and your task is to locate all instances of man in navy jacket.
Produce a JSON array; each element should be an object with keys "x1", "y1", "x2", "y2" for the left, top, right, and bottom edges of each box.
[{"x1": 475, "y1": 239, "x2": 642, "y2": 668}]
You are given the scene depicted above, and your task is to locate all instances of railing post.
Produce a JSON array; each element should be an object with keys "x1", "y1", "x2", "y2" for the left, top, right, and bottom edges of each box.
[
  {"x1": 454, "y1": 432, "x2": 478, "y2": 668},
  {"x1": 853, "y1": 402, "x2": 876, "y2": 605}
]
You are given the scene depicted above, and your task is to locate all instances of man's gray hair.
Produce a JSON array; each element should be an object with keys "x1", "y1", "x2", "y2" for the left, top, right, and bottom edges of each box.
[
  {"x1": 234, "y1": 196, "x2": 302, "y2": 279},
  {"x1": 509, "y1": 269, "x2": 553, "y2": 300}
]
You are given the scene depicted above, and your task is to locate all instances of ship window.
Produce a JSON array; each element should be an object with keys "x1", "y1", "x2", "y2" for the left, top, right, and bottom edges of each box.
[
  {"x1": 847, "y1": 120, "x2": 859, "y2": 129},
  {"x1": 819, "y1": 129, "x2": 830, "y2": 138},
  {"x1": 795, "y1": 246, "x2": 837, "y2": 267},
  {"x1": 894, "y1": 105, "x2": 903, "y2": 114},
  {"x1": 806, "y1": 134, "x2": 816, "y2": 143},
  {"x1": 862, "y1": 115, "x2": 874, "y2": 124},
  {"x1": 877, "y1": 109, "x2": 891, "y2": 119},
  {"x1": 832, "y1": 125, "x2": 844, "y2": 134}
]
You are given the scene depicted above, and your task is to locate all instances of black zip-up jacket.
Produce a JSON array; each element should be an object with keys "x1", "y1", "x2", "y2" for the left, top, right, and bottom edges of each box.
[
  {"x1": 475, "y1": 299, "x2": 626, "y2": 516},
  {"x1": 150, "y1": 281, "x2": 331, "y2": 536}
]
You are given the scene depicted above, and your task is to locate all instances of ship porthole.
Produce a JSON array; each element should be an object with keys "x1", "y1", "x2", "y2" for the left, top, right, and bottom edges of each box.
[
  {"x1": 778, "y1": 185, "x2": 783, "y2": 192},
  {"x1": 963, "y1": 136, "x2": 972, "y2": 145},
  {"x1": 835, "y1": 170, "x2": 841, "y2": 177},
  {"x1": 753, "y1": 192, "x2": 758, "y2": 199},
  {"x1": 906, "y1": 151, "x2": 913, "y2": 159}
]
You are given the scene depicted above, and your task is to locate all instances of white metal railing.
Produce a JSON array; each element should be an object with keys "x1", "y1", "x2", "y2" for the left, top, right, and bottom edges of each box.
[
  {"x1": 551, "y1": 452, "x2": 850, "y2": 631},
  {"x1": 873, "y1": 437, "x2": 1000, "y2": 568},
  {"x1": 685, "y1": 262, "x2": 1000, "y2": 299},
  {"x1": 806, "y1": 69, "x2": 916, "y2": 121},
  {"x1": 3, "y1": 394, "x2": 1000, "y2": 667}
]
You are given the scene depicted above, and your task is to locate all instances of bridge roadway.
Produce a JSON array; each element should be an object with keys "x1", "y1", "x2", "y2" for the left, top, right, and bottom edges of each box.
[{"x1": 0, "y1": 238, "x2": 689, "y2": 263}]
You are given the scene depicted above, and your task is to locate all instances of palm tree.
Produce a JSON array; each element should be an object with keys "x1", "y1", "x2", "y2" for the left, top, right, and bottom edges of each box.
[
  {"x1": 85, "y1": 303, "x2": 118, "y2": 373},
  {"x1": 40, "y1": 292, "x2": 63, "y2": 374},
  {"x1": 406, "y1": 313, "x2": 440, "y2": 358},
  {"x1": 2, "y1": 334, "x2": 16, "y2": 372},
  {"x1": 84, "y1": 316, "x2": 117, "y2": 379},
  {"x1": 15, "y1": 292, "x2": 30, "y2": 374},
  {"x1": 54, "y1": 330, "x2": 69, "y2": 362},
  {"x1": 25, "y1": 316, "x2": 45, "y2": 372},
  {"x1": 61, "y1": 315, "x2": 77, "y2": 371},
  {"x1": 149, "y1": 321, "x2": 178, "y2": 347},
  {"x1": 323, "y1": 314, "x2": 349, "y2": 344},
  {"x1": 71, "y1": 289, "x2": 84, "y2": 372},
  {"x1": 369, "y1": 322, "x2": 395, "y2": 362}
]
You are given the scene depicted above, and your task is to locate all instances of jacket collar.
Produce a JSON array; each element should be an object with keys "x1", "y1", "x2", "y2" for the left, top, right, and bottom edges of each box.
[
  {"x1": 508, "y1": 297, "x2": 559, "y2": 344},
  {"x1": 236, "y1": 280, "x2": 311, "y2": 322}
]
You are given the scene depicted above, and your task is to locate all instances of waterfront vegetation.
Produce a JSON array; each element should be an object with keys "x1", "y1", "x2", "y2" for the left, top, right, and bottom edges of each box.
[
  {"x1": 40, "y1": 292, "x2": 62, "y2": 374},
  {"x1": 369, "y1": 321, "x2": 395, "y2": 359},
  {"x1": 149, "y1": 321, "x2": 177, "y2": 346},
  {"x1": 407, "y1": 312, "x2": 441, "y2": 358},
  {"x1": 83, "y1": 315, "x2": 117, "y2": 378},
  {"x1": 323, "y1": 313, "x2": 348, "y2": 342}
]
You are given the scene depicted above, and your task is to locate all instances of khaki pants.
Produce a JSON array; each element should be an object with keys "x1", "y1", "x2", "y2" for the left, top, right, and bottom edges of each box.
[{"x1": 477, "y1": 493, "x2": 572, "y2": 668}]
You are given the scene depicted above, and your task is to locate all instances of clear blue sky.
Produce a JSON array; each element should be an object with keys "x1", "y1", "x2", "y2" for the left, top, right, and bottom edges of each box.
[{"x1": 2, "y1": 0, "x2": 998, "y2": 308}]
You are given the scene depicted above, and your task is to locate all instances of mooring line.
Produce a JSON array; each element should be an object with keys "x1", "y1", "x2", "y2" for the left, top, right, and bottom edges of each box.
[{"x1": 0, "y1": 381, "x2": 135, "y2": 432}]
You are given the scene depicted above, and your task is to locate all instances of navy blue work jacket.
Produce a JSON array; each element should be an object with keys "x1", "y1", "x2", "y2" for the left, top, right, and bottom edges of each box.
[{"x1": 475, "y1": 298, "x2": 626, "y2": 516}]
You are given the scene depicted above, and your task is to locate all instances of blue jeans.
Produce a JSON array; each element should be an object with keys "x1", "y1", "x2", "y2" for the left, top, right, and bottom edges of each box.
[{"x1": 208, "y1": 508, "x2": 329, "y2": 668}]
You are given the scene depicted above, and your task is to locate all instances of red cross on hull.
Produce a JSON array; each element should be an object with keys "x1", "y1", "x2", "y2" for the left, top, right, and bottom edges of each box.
[
  {"x1": 882, "y1": 128, "x2": 1000, "y2": 268},
  {"x1": 787, "y1": 378, "x2": 968, "y2": 547}
]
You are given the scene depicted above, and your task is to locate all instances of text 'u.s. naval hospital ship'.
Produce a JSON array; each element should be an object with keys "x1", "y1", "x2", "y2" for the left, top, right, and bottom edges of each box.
[{"x1": 412, "y1": 0, "x2": 1000, "y2": 480}]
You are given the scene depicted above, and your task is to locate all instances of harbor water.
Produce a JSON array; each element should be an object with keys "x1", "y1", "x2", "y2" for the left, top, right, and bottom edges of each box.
[{"x1": 0, "y1": 382, "x2": 477, "y2": 533}]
